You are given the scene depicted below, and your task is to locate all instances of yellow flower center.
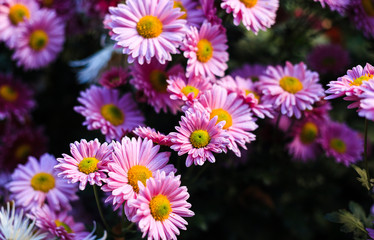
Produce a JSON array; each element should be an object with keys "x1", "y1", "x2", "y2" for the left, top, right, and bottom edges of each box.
[
  {"x1": 29, "y1": 30, "x2": 49, "y2": 51},
  {"x1": 8, "y1": 4, "x2": 30, "y2": 25},
  {"x1": 190, "y1": 130, "x2": 211, "y2": 148},
  {"x1": 173, "y1": 1, "x2": 187, "y2": 19},
  {"x1": 136, "y1": 16, "x2": 163, "y2": 39},
  {"x1": 100, "y1": 103, "x2": 125, "y2": 126},
  {"x1": 0, "y1": 85, "x2": 18, "y2": 102},
  {"x1": 55, "y1": 220, "x2": 73, "y2": 233},
  {"x1": 240, "y1": 0, "x2": 258, "y2": 8},
  {"x1": 362, "y1": 0, "x2": 374, "y2": 16},
  {"x1": 30, "y1": 172, "x2": 55, "y2": 193},
  {"x1": 350, "y1": 74, "x2": 373, "y2": 86},
  {"x1": 196, "y1": 39, "x2": 213, "y2": 63},
  {"x1": 42, "y1": 0, "x2": 54, "y2": 7},
  {"x1": 279, "y1": 76, "x2": 303, "y2": 94},
  {"x1": 14, "y1": 144, "x2": 31, "y2": 160},
  {"x1": 78, "y1": 157, "x2": 99, "y2": 174},
  {"x1": 149, "y1": 70, "x2": 168, "y2": 93},
  {"x1": 210, "y1": 108, "x2": 233, "y2": 130},
  {"x1": 149, "y1": 194, "x2": 172, "y2": 221},
  {"x1": 127, "y1": 165, "x2": 152, "y2": 193},
  {"x1": 181, "y1": 85, "x2": 199, "y2": 98},
  {"x1": 329, "y1": 138, "x2": 347, "y2": 154},
  {"x1": 299, "y1": 122, "x2": 318, "y2": 144},
  {"x1": 245, "y1": 90, "x2": 260, "y2": 101}
]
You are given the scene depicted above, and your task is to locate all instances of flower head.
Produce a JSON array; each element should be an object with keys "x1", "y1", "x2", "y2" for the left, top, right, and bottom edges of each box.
[
  {"x1": 349, "y1": 0, "x2": 374, "y2": 38},
  {"x1": 173, "y1": 0, "x2": 205, "y2": 27},
  {"x1": 314, "y1": 0, "x2": 349, "y2": 13},
  {"x1": 99, "y1": 67, "x2": 128, "y2": 89},
  {"x1": 358, "y1": 79, "x2": 374, "y2": 121}
]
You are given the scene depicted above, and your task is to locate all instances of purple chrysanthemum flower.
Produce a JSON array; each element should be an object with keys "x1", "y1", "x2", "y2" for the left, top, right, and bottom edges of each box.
[
  {"x1": 314, "y1": 0, "x2": 349, "y2": 14},
  {"x1": 173, "y1": 0, "x2": 205, "y2": 27},
  {"x1": 349, "y1": 0, "x2": 374, "y2": 38},
  {"x1": 37, "y1": 0, "x2": 75, "y2": 20},
  {"x1": 231, "y1": 63, "x2": 267, "y2": 82},
  {"x1": 199, "y1": 0, "x2": 222, "y2": 25},
  {"x1": 99, "y1": 67, "x2": 128, "y2": 89}
]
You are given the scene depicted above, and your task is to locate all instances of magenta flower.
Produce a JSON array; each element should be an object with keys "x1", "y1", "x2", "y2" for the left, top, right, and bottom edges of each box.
[
  {"x1": 128, "y1": 171, "x2": 194, "y2": 240},
  {"x1": 181, "y1": 20, "x2": 229, "y2": 78},
  {"x1": 358, "y1": 79, "x2": 374, "y2": 121},
  {"x1": 133, "y1": 126, "x2": 172, "y2": 146},
  {"x1": 7, "y1": 153, "x2": 78, "y2": 212},
  {"x1": 74, "y1": 85, "x2": 145, "y2": 141},
  {"x1": 108, "y1": 0, "x2": 186, "y2": 64},
  {"x1": 199, "y1": 0, "x2": 222, "y2": 25},
  {"x1": 258, "y1": 61, "x2": 325, "y2": 119},
  {"x1": 37, "y1": 0, "x2": 75, "y2": 20},
  {"x1": 314, "y1": 0, "x2": 349, "y2": 13},
  {"x1": 349, "y1": 0, "x2": 374, "y2": 38},
  {"x1": 99, "y1": 67, "x2": 128, "y2": 89},
  {"x1": 55, "y1": 139, "x2": 112, "y2": 191}
]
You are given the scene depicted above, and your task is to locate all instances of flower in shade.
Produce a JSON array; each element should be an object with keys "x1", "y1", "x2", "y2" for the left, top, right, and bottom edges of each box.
[
  {"x1": 12, "y1": 8, "x2": 65, "y2": 70},
  {"x1": 221, "y1": 0, "x2": 279, "y2": 34},
  {"x1": 231, "y1": 63, "x2": 267, "y2": 82},
  {"x1": 99, "y1": 67, "x2": 128, "y2": 89},
  {"x1": 133, "y1": 126, "x2": 172, "y2": 146},
  {"x1": 307, "y1": 44, "x2": 350, "y2": 75},
  {"x1": 108, "y1": 0, "x2": 186, "y2": 64},
  {"x1": 319, "y1": 121, "x2": 363, "y2": 166},
  {"x1": 325, "y1": 63, "x2": 374, "y2": 109},
  {"x1": 130, "y1": 59, "x2": 184, "y2": 114},
  {"x1": 314, "y1": 0, "x2": 349, "y2": 13},
  {"x1": 74, "y1": 85, "x2": 145, "y2": 141},
  {"x1": 197, "y1": 85, "x2": 258, "y2": 157},
  {"x1": 102, "y1": 137, "x2": 176, "y2": 213},
  {"x1": 349, "y1": 0, "x2": 374, "y2": 38},
  {"x1": 358, "y1": 79, "x2": 374, "y2": 121},
  {"x1": 303, "y1": 98, "x2": 332, "y2": 122},
  {"x1": 258, "y1": 61, "x2": 325, "y2": 119},
  {"x1": 173, "y1": 0, "x2": 205, "y2": 27},
  {"x1": 0, "y1": 201, "x2": 47, "y2": 240},
  {"x1": 0, "y1": 74, "x2": 35, "y2": 121},
  {"x1": 287, "y1": 119, "x2": 322, "y2": 162},
  {"x1": 199, "y1": 0, "x2": 222, "y2": 25},
  {"x1": 7, "y1": 153, "x2": 79, "y2": 212},
  {"x1": 167, "y1": 73, "x2": 212, "y2": 103},
  {"x1": 368, "y1": 226, "x2": 374, "y2": 240},
  {"x1": 181, "y1": 20, "x2": 229, "y2": 78},
  {"x1": 217, "y1": 75, "x2": 274, "y2": 119},
  {"x1": 37, "y1": 0, "x2": 75, "y2": 20},
  {"x1": 55, "y1": 139, "x2": 112, "y2": 191},
  {"x1": 169, "y1": 105, "x2": 230, "y2": 167},
  {"x1": 0, "y1": 0, "x2": 39, "y2": 48},
  {"x1": 128, "y1": 170, "x2": 194, "y2": 240}
]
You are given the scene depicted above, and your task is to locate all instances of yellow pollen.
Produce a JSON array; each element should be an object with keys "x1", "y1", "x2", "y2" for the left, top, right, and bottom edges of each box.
[
  {"x1": 42, "y1": 0, "x2": 54, "y2": 7},
  {"x1": 245, "y1": 90, "x2": 260, "y2": 101},
  {"x1": 190, "y1": 130, "x2": 211, "y2": 148},
  {"x1": 30, "y1": 172, "x2": 55, "y2": 193},
  {"x1": 100, "y1": 103, "x2": 125, "y2": 126},
  {"x1": 279, "y1": 76, "x2": 303, "y2": 94},
  {"x1": 299, "y1": 122, "x2": 318, "y2": 144},
  {"x1": 240, "y1": 0, "x2": 258, "y2": 8},
  {"x1": 149, "y1": 194, "x2": 172, "y2": 221},
  {"x1": 55, "y1": 220, "x2": 73, "y2": 233},
  {"x1": 136, "y1": 16, "x2": 163, "y2": 38},
  {"x1": 29, "y1": 30, "x2": 49, "y2": 51},
  {"x1": 8, "y1": 4, "x2": 30, "y2": 25},
  {"x1": 362, "y1": 0, "x2": 374, "y2": 16},
  {"x1": 196, "y1": 39, "x2": 213, "y2": 63},
  {"x1": 149, "y1": 70, "x2": 168, "y2": 93},
  {"x1": 173, "y1": 1, "x2": 187, "y2": 19},
  {"x1": 78, "y1": 157, "x2": 99, "y2": 174},
  {"x1": 329, "y1": 138, "x2": 347, "y2": 154},
  {"x1": 350, "y1": 74, "x2": 373, "y2": 86},
  {"x1": 127, "y1": 165, "x2": 152, "y2": 193},
  {"x1": 0, "y1": 85, "x2": 18, "y2": 102},
  {"x1": 210, "y1": 108, "x2": 233, "y2": 130},
  {"x1": 14, "y1": 144, "x2": 31, "y2": 160},
  {"x1": 181, "y1": 85, "x2": 199, "y2": 98}
]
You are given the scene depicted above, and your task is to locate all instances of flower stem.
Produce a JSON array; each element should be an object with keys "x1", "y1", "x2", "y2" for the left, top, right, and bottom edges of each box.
[
  {"x1": 364, "y1": 118, "x2": 371, "y2": 189},
  {"x1": 93, "y1": 185, "x2": 112, "y2": 235}
]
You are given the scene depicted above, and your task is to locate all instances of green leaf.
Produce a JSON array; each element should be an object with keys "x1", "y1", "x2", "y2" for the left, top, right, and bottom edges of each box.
[{"x1": 352, "y1": 165, "x2": 372, "y2": 190}]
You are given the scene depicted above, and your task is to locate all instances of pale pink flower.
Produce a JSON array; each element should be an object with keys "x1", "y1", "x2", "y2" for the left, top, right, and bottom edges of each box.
[
  {"x1": 359, "y1": 79, "x2": 374, "y2": 121},
  {"x1": 133, "y1": 126, "x2": 172, "y2": 146}
]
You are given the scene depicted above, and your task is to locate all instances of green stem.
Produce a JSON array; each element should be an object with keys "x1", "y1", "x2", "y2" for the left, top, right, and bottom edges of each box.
[
  {"x1": 93, "y1": 185, "x2": 113, "y2": 236},
  {"x1": 364, "y1": 119, "x2": 371, "y2": 189}
]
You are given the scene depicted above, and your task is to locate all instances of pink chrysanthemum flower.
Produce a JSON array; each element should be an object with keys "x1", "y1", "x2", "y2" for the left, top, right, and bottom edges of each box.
[
  {"x1": 0, "y1": 74, "x2": 35, "y2": 121},
  {"x1": 130, "y1": 59, "x2": 184, "y2": 114},
  {"x1": 55, "y1": 139, "x2": 112, "y2": 191},
  {"x1": 167, "y1": 74, "x2": 212, "y2": 103},
  {"x1": 108, "y1": 0, "x2": 186, "y2": 64},
  {"x1": 12, "y1": 9, "x2": 65, "y2": 70},
  {"x1": 128, "y1": 171, "x2": 194, "y2": 240},
  {"x1": 102, "y1": 137, "x2": 176, "y2": 213},
  {"x1": 221, "y1": 0, "x2": 279, "y2": 34},
  {"x1": 217, "y1": 75, "x2": 274, "y2": 119},
  {"x1": 231, "y1": 63, "x2": 267, "y2": 82},
  {"x1": 199, "y1": 0, "x2": 222, "y2": 25},
  {"x1": 258, "y1": 61, "x2": 325, "y2": 119},
  {"x1": 307, "y1": 44, "x2": 350, "y2": 75},
  {"x1": 0, "y1": 0, "x2": 39, "y2": 48},
  {"x1": 350, "y1": 0, "x2": 374, "y2": 38},
  {"x1": 133, "y1": 126, "x2": 172, "y2": 146},
  {"x1": 99, "y1": 67, "x2": 128, "y2": 89},
  {"x1": 314, "y1": 0, "x2": 349, "y2": 13},
  {"x1": 181, "y1": 21, "x2": 229, "y2": 78},
  {"x1": 358, "y1": 79, "x2": 374, "y2": 121},
  {"x1": 169, "y1": 106, "x2": 230, "y2": 167},
  {"x1": 303, "y1": 98, "x2": 332, "y2": 122},
  {"x1": 74, "y1": 85, "x2": 145, "y2": 141},
  {"x1": 173, "y1": 0, "x2": 205, "y2": 27},
  {"x1": 196, "y1": 85, "x2": 258, "y2": 157},
  {"x1": 319, "y1": 121, "x2": 363, "y2": 166},
  {"x1": 7, "y1": 153, "x2": 78, "y2": 212},
  {"x1": 287, "y1": 119, "x2": 322, "y2": 162},
  {"x1": 325, "y1": 63, "x2": 374, "y2": 109}
]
